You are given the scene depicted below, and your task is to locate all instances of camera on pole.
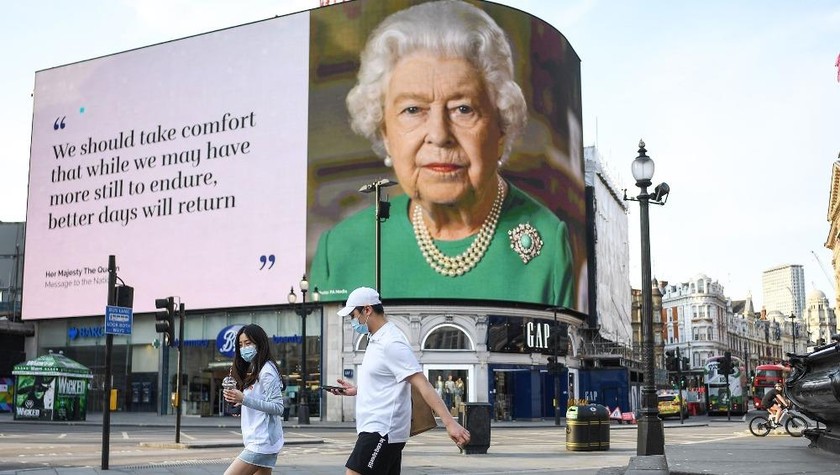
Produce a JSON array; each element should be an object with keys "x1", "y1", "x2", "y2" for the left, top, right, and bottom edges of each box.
[{"x1": 155, "y1": 297, "x2": 175, "y2": 347}]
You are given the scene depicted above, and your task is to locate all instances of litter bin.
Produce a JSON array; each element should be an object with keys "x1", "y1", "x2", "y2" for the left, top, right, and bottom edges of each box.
[
  {"x1": 461, "y1": 403, "x2": 492, "y2": 454},
  {"x1": 565, "y1": 404, "x2": 610, "y2": 451}
]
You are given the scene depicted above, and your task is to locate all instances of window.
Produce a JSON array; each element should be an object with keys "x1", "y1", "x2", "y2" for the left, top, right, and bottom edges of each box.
[
  {"x1": 423, "y1": 324, "x2": 473, "y2": 350},
  {"x1": 355, "y1": 334, "x2": 369, "y2": 351}
]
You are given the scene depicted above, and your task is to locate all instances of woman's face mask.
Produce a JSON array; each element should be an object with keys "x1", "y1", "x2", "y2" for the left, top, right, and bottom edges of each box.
[{"x1": 240, "y1": 345, "x2": 258, "y2": 362}]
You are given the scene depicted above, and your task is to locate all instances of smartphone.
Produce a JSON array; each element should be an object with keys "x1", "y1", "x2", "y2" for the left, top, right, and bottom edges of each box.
[{"x1": 321, "y1": 385, "x2": 346, "y2": 392}]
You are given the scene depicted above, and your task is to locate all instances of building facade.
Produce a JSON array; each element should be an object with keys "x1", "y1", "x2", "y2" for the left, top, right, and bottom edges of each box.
[
  {"x1": 630, "y1": 283, "x2": 664, "y2": 376},
  {"x1": 803, "y1": 289, "x2": 837, "y2": 348},
  {"x1": 0, "y1": 221, "x2": 29, "y2": 377},
  {"x1": 29, "y1": 302, "x2": 586, "y2": 422},
  {"x1": 727, "y1": 302, "x2": 785, "y2": 372},
  {"x1": 761, "y1": 264, "x2": 806, "y2": 319},
  {"x1": 29, "y1": 306, "x2": 321, "y2": 416},
  {"x1": 583, "y1": 146, "x2": 632, "y2": 349},
  {"x1": 325, "y1": 303, "x2": 584, "y2": 423},
  {"x1": 824, "y1": 161, "x2": 840, "y2": 313},
  {"x1": 660, "y1": 274, "x2": 729, "y2": 370}
]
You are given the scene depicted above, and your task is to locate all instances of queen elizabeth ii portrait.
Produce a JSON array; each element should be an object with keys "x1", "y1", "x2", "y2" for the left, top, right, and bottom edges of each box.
[{"x1": 308, "y1": 0, "x2": 585, "y2": 309}]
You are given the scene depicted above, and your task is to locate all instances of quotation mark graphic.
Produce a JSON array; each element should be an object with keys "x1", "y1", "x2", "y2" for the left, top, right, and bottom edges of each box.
[
  {"x1": 259, "y1": 254, "x2": 276, "y2": 270},
  {"x1": 53, "y1": 116, "x2": 66, "y2": 130}
]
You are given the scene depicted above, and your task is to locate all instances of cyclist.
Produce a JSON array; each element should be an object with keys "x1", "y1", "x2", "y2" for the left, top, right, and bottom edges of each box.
[{"x1": 760, "y1": 383, "x2": 787, "y2": 426}]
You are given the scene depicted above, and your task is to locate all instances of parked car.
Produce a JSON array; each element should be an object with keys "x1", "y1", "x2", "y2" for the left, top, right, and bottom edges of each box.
[{"x1": 658, "y1": 391, "x2": 689, "y2": 419}]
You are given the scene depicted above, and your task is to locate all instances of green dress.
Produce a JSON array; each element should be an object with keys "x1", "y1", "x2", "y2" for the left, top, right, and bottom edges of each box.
[{"x1": 310, "y1": 183, "x2": 574, "y2": 307}]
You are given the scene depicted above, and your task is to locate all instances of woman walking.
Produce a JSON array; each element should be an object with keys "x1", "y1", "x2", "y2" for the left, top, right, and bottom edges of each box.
[{"x1": 223, "y1": 324, "x2": 285, "y2": 474}]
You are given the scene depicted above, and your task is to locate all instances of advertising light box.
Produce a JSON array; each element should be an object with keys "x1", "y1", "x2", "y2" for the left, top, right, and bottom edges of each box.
[{"x1": 23, "y1": 0, "x2": 587, "y2": 319}]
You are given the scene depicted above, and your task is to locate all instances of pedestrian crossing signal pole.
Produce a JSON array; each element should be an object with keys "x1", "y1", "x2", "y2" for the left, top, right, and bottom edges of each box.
[
  {"x1": 175, "y1": 302, "x2": 185, "y2": 443},
  {"x1": 721, "y1": 351, "x2": 733, "y2": 422},
  {"x1": 550, "y1": 307, "x2": 563, "y2": 426},
  {"x1": 676, "y1": 347, "x2": 684, "y2": 424}
]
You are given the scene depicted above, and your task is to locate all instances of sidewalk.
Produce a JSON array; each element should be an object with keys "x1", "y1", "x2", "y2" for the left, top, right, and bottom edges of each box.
[
  {"x1": 0, "y1": 411, "x2": 612, "y2": 430},
  {"x1": 6, "y1": 412, "x2": 838, "y2": 474},
  {"x1": 1, "y1": 410, "x2": 699, "y2": 430}
]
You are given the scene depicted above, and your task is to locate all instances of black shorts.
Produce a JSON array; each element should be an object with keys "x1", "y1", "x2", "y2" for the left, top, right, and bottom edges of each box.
[{"x1": 345, "y1": 432, "x2": 406, "y2": 475}]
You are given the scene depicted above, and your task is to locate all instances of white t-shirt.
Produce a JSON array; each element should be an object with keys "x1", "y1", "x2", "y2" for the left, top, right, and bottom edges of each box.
[
  {"x1": 356, "y1": 321, "x2": 422, "y2": 443},
  {"x1": 240, "y1": 361, "x2": 285, "y2": 454}
]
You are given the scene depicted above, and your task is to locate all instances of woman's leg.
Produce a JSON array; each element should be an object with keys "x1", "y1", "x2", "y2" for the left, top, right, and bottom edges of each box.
[{"x1": 224, "y1": 458, "x2": 261, "y2": 475}]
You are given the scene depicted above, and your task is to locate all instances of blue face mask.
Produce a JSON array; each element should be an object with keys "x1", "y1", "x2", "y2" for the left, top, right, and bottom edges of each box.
[
  {"x1": 240, "y1": 345, "x2": 258, "y2": 362},
  {"x1": 351, "y1": 312, "x2": 369, "y2": 335}
]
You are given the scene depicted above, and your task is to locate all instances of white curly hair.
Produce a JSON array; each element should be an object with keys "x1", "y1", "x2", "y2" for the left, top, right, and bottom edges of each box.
[{"x1": 345, "y1": 0, "x2": 527, "y2": 162}]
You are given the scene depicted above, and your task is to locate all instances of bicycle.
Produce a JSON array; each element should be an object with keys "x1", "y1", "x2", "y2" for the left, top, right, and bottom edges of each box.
[{"x1": 748, "y1": 406, "x2": 809, "y2": 437}]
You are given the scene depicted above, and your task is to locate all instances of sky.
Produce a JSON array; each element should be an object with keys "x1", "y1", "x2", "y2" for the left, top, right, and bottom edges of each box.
[{"x1": 2, "y1": 0, "x2": 838, "y2": 308}]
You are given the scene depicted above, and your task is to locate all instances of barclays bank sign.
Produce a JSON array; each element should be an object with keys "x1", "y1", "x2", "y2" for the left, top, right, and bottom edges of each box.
[{"x1": 68, "y1": 326, "x2": 105, "y2": 340}]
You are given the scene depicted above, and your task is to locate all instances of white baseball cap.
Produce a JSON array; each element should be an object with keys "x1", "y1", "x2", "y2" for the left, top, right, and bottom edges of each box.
[{"x1": 337, "y1": 287, "x2": 382, "y2": 317}]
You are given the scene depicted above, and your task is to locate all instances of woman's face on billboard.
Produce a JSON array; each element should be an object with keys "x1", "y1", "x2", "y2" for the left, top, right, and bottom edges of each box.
[{"x1": 381, "y1": 52, "x2": 503, "y2": 210}]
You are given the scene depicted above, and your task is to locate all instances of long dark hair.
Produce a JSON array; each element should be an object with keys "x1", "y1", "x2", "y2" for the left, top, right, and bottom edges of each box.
[{"x1": 231, "y1": 324, "x2": 278, "y2": 390}]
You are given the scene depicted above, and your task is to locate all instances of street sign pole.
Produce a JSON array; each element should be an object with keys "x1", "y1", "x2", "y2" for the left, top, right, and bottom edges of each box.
[{"x1": 101, "y1": 255, "x2": 116, "y2": 470}]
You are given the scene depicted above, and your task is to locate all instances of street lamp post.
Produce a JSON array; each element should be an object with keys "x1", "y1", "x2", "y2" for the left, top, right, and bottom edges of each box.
[
  {"x1": 789, "y1": 313, "x2": 797, "y2": 355},
  {"x1": 288, "y1": 275, "x2": 320, "y2": 424},
  {"x1": 624, "y1": 140, "x2": 669, "y2": 456}
]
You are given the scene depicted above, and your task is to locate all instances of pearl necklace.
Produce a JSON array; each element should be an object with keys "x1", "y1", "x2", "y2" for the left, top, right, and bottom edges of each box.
[{"x1": 412, "y1": 178, "x2": 506, "y2": 277}]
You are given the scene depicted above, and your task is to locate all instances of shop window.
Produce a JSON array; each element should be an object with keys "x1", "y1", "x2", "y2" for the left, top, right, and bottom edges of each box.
[
  {"x1": 423, "y1": 324, "x2": 473, "y2": 350},
  {"x1": 355, "y1": 334, "x2": 369, "y2": 351}
]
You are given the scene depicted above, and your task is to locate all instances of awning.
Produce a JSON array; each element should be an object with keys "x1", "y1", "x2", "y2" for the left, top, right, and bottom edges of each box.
[{"x1": 12, "y1": 351, "x2": 93, "y2": 379}]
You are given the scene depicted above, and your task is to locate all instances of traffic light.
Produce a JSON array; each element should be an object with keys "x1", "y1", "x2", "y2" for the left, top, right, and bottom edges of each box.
[
  {"x1": 682, "y1": 356, "x2": 689, "y2": 371},
  {"x1": 548, "y1": 324, "x2": 570, "y2": 357},
  {"x1": 155, "y1": 297, "x2": 175, "y2": 347},
  {"x1": 719, "y1": 351, "x2": 732, "y2": 376},
  {"x1": 547, "y1": 356, "x2": 564, "y2": 375},
  {"x1": 665, "y1": 350, "x2": 677, "y2": 371},
  {"x1": 116, "y1": 285, "x2": 134, "y2": 308}
]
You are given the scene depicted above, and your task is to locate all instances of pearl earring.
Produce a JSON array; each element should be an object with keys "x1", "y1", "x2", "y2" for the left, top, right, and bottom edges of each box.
[{"x1": 384, "y1": 156, "x2": 393, "y2": 167}]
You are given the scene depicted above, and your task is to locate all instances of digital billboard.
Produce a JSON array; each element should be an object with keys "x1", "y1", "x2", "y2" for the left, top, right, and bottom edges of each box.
[{"x1": 23, "y1": 0, "x2": 586, "y2": 319}]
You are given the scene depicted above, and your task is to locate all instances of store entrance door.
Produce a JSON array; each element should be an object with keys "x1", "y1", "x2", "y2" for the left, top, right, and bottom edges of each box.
[
  {"x1": 490, "y1": 367, "x2": 534, "y2": 421},
  {"x1": 424, "y1": 364, "x2": 472, "y2": 417}
]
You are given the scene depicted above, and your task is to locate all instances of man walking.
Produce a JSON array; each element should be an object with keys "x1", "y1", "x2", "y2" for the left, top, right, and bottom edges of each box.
[{"x1": 327, "y1": 287, "x2": 471, "y2": 475}]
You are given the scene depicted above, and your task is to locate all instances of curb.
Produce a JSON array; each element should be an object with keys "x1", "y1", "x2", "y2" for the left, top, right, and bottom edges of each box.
[{"x1": 139, "y1": 438, "x2": 325, "y2": 449}]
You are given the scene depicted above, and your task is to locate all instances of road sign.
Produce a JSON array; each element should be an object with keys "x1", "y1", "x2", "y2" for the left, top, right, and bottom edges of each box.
[{"x1": 105, "y1": 305, "x2": 133, "y2": 335}]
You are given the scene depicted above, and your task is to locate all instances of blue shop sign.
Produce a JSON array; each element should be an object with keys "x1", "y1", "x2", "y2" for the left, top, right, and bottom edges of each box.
[
  {"x1": 69, "y1": 326, "x2": 105, "y2": 340},
  {"x1": 272, "y1": 335, "x2": 302, "y2": 344},
  {"x1": 217, "y1": 324, "x2": 244, "y2": 358},
  {"x1": 217, "y1": 325, "x2": 304, "y2": 358}
]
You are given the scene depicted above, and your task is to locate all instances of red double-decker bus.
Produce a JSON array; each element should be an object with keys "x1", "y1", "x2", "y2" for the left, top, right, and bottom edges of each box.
[{"x1": 751, "y1": 364, "x2": 785, "y2": 409}]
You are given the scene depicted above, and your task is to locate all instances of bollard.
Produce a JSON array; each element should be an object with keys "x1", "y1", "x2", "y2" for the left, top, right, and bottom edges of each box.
[{"x1": 461, "y1": 403, "x2": 492, "y2": 454}]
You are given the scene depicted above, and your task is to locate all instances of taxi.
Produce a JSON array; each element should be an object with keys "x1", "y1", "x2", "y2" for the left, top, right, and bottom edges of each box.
[{"x1": 657, "y1": 390, "x2": 688, "y2": 419}]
